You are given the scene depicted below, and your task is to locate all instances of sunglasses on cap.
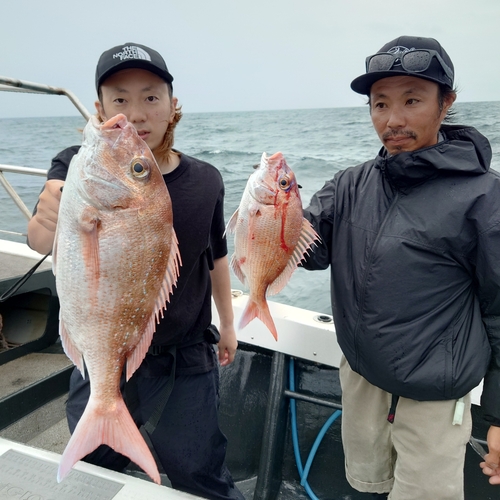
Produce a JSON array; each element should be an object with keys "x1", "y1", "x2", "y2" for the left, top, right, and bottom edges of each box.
[{"x1": 365, "y1": 49, "x2": 454, "y2": 87}]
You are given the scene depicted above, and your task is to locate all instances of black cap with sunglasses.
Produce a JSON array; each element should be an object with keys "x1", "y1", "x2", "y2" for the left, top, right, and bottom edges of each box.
[{"x1": 351, "y1": 35, "x2": 454, "y2": 95}]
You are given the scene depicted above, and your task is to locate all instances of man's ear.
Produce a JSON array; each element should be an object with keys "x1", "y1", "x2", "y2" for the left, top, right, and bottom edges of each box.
[{"x1": 95, "y1": 100, "x2": 106, "y2": 121}]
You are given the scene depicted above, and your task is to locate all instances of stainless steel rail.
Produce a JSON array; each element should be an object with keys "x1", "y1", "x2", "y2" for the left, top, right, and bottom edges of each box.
[
  {"x1": 0, "y1": 76, "x2": 89, "y2": 235},
  {"x1": 0, "y1": 165, "x2": 47, "y2": 235},
  {"x1": 0, "y1": 165, "x2": 47, "y2": 220},
  {"x1": 0, "y1": 76, "x2": 91, "y2": 121}
]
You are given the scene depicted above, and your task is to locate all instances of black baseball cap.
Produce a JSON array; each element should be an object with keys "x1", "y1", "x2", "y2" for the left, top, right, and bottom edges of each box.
[
  {"x1": 351, "y1": 36, "x2": 454, "y2": 95},
  {"x1": 95, "y1": 43, "x2": 174, "y2": 91}
]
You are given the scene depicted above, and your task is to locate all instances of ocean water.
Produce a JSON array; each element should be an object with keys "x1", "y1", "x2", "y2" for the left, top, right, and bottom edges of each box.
[{"x1": 1, "y1": 102, "x2": 500, "y2": 314}]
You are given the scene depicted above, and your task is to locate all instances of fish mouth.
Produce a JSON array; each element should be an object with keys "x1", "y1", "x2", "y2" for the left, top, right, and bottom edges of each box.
[
  {"x1": 101, "y1": 114, "x2": 129, "y2": 131},
  {"x1": 248, "y1": 152, "x2": 288, "y2": 203},
  {"x1": 87, "y1": 114, "x2": 139, "y2": 148},
  {"x1": 87, "y1": 114, "x2": 129, "y2": 131}
]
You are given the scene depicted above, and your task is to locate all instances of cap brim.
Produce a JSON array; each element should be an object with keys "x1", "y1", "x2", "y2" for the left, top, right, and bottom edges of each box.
[
  {"x1": 97, "y1": 60, "x2": 173, "y2": 91},
  {"x1": 350, "y1": 70, "x2": 448, "y2": 95}
]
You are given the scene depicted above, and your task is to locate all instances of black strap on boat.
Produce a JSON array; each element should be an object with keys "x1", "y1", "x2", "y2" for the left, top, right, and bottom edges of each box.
[{"x1": 0, "y1": 253, "x2": 50, "y2": 302}]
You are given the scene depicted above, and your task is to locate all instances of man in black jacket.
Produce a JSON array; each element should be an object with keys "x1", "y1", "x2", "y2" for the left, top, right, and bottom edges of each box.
[{"x1": 303, "y1": 35, "x2": 500, "y2": 499}]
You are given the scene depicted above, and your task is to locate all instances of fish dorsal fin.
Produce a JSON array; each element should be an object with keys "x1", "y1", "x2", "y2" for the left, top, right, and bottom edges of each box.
[
  {"x1": 267, "y1": 218, "x2": 320, "y2": 296},
  {"x1": 224, "y1": 208, "x2": 239, "y2": 237},
  {"x1": 59, "y1": 315, "x2": 85, "y2": 377},
  {"x1": 126, "y1": 318, "x2": 156, "y2": 382},
  {"x1": 125, "y1": 227, "x2": 182, "y2": 381}
]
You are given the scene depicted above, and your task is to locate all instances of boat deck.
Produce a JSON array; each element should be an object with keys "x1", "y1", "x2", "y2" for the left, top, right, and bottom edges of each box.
[
  {"x1": 0, "y1": 355, "x2": 70, "y2": 453},
  {"x1": 0, "y1": 351, "x2": 70, "y2": 402}
]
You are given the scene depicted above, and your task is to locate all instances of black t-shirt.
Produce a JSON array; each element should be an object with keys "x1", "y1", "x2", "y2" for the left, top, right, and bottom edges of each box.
[{"x1": 46, "y1": 146, "x2": 228, "y2": 375}]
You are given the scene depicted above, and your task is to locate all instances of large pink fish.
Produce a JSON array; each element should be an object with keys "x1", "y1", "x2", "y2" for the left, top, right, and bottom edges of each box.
[
  {"x1": 53, "y1": 114, "x2": 181, "y2": 484},
  {"x1": 226, "y1": 152, "x2": 319, "y2": 340}
]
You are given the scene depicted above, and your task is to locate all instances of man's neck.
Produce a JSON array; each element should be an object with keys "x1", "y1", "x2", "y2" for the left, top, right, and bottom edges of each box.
[{"x1": 157, "y1": 150, "x2": 181, "y2": 174}]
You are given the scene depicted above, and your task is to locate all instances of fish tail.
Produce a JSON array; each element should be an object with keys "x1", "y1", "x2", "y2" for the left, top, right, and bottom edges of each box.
[
  {"x1": 57, "y1": 396, "x2": 161, "y2": 484},
  {"x1": 239, "y1": 297, "x2": 278, "y2": 340}
]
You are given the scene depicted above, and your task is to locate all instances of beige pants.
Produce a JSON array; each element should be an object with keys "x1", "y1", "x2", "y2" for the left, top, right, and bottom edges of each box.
[{"x1": 339, "y1": 356, "x2": 472, "y2": 500}]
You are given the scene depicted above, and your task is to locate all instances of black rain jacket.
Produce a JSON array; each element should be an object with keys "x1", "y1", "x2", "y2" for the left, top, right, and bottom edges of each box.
[{"x1": 303, "y1": 124, "x2": 500, "y2": 424}]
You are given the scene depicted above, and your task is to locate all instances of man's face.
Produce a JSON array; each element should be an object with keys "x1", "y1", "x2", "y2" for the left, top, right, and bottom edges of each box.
[
  {"x1": 95, "y1": 68, "x2": 177, "y2": 153},
  {"x1": 369, "y1": 75, "x2": 455, "y2": 155}
]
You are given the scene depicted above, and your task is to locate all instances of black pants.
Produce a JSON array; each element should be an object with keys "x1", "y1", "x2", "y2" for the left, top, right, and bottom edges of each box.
[{"x1": 66, "y1": 352, "x2": 244, "y2": 500}]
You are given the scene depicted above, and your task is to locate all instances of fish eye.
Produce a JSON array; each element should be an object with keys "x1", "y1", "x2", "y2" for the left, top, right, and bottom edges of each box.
[
  {"x1": 131, "y1": 157, "x2": 150, "y2": 178},
  {"x1": 278, "y1": 176, "x2": 291, "y2": 190}
]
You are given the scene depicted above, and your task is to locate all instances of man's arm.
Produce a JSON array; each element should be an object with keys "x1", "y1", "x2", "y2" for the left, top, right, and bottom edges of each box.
[
  {"x1": 480, "y1": 313, "x2": 500, "y2": 485},
  {"x1": 475, "y1": 215, "x2": 500, "y2": 486},
  {"x1": 210, "y1": 255, "x2": 237, "y2": 366},
  {"x1": 27, "y1": 179, "x2": 65, "y2": 254}
]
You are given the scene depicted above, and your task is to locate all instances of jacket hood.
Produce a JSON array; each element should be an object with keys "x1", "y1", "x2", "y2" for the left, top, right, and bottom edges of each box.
[{"x1": 375, "y1": 124, "x2": 492, "y2": 190}]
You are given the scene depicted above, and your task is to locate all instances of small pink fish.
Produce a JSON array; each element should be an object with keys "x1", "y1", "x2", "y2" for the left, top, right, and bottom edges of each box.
[
  {"x1": 53, "y1": 114, "x2": 181, "y2": 484},
  {"x1": 226, "y1": 152, "x2": 319, "y2": 339}
]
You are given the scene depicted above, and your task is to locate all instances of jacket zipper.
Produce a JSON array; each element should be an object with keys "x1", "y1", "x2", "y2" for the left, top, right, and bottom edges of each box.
[{"x1": 352, "y1": 167, "x2": 400, "y2": 371}]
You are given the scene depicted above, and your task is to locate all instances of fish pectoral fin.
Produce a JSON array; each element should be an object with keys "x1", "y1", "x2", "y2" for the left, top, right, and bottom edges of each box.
[
  {"x1": 224, "y1": 208, "x2": 239, "y2": 236},
  {"x1": 267, "y1": 218, "x2": 320, "y2": 296},
  {"x1": 59, "y1": 317, "x2": 85, "y2": 377},
  {"x1": 230, "y1": 253, "x2": 246, "y2": 285},
  {"x1": 79, "y1": 206, "x2": 101, "y2": 233},
  {"x1": 80, "y1": 207, "x2": 101, "y2": 277}
]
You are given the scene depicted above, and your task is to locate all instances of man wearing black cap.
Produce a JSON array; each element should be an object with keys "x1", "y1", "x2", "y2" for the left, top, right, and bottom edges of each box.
[
  {"x1": 27, "y1": 43, "x2": 244, "y2": 500},
  {"x1": 302, "y1": 36, "x2": 500, "y2": 498}
]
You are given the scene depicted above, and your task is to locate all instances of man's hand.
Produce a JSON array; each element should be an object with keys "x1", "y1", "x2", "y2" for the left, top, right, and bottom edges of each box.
[
  {"x1": 217, "y1": 323, "x2": 238, "y2": 367},
  {"x1": 480, "y1": 425, "x2": 500, "y2": 485},
  {"x1": 27, "y1": 179, "x2": 65, "y2": 254},
  {"x1": 35, "y1": 179, "x2": 65, "y2": 232}
]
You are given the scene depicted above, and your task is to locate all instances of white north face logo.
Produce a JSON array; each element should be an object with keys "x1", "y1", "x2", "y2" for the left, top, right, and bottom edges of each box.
[
  {"x1": 387, "y1": 45, "x2": 415, "y2": 65},
  {"x1": 113, "y1": 46, "x2": 151, "y2": 62}
]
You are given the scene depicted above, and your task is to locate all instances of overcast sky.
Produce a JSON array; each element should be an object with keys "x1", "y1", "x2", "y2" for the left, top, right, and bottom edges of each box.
[{"x1": 2, "y1": 0, "x2": 499, "y2": 118}]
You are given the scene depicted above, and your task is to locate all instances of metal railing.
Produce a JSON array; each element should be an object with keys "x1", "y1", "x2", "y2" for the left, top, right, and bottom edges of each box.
[
  {"x1": 0, "y1": 76, "x2": 91, "y2": 121},
  {"x1": 0, "y1": 76, "x2": 90, "y2": 237},
  {"x1": 0, "y1": 165, "x2": 48, "y2": 226}
]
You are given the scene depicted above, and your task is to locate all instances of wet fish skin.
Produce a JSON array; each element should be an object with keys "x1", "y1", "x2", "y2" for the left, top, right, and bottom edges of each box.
[
  {"x1": 53, "y1": 114, "x2": 181, "y2": 484},
  {"x1": 226, "y1": 152, "x2": 319, "y2": 339}
]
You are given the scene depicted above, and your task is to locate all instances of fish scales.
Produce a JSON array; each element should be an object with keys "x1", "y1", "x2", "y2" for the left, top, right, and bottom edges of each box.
[
  {"x1": 226, "y1": 152, "x2": 319, "y2": 339},
  {"x1": 53, "y1": 114, "x2": 181, "y2": 484}
]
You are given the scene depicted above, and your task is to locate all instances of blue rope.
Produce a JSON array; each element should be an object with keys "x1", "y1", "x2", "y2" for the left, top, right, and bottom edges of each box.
[{"x1": 289, "y1": 358, "x2": 342, "y2": 500}]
